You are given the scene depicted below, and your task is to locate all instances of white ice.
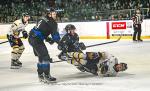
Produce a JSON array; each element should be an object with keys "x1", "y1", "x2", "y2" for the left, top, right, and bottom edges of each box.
[{"x1": 0, "y1": 39, "x2": 150, "y2": 91}]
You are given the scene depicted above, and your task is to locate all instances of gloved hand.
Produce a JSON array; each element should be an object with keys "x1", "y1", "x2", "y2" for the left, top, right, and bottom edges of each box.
[
  {"x1": 45, "y1": 37, "x2": 55, "y2": 45},
  {"x1": 73, "y1": 41, "x2": 80, "y2": 49},
  {"x1": 51, "y1": 32, "x2": 60, "y2": 44},
  {"x1": 7, "y1": 34, "x2": 15, "y2": 42},
  {"x1": 49, "y1": 58, "x2": 53, "y2": 63},
  {"x1": 100, "y1": 61, "x2": 108, "y2": 74},
  {"x1": 22, "y1": 30, "x2": 28, "y2": 39},
  {"x1": 79, "y1": 42, "x2": 86, "y2": 50},
  {"x1": 73, "y1": 41, "x2": 86, "y2": 50},
  {"x1": 58, "y1": 52, "x2": 68, "y2": 61},
  {"x1": 58, "y1": 42, "x2": 68, "y2": 52}
]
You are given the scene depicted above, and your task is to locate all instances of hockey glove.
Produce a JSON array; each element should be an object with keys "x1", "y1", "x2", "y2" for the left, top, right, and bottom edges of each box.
[
  {"x1": 100, "y1": 61, "x2": 108, "y2": 74},
  {"x1": 79, "y1": 42, "x2": 86, "y2": 50},
  {"x1": 7, "y1": 34, "x2": 15, "y2": 42},
  {"x1": 73, "y1": 41, "x2": 80, "y2": 49},
  {"x1": 58, "y1": 43, "x2": 68, "y2": 52},
  {"x1": 45, "y1": 37, "x2": 55, "y2": 45},
  {"x1": 22, "y1": 30, "x2": 28, "y2": 39},
  {"x1": 51, "y1": 32, "x2": 60, "y2": 44}
]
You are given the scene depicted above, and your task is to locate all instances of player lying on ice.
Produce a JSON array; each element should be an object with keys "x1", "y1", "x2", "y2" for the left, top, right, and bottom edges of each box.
[{"x1": 57, "y1": 24, "x2": 128, "y2": 77}]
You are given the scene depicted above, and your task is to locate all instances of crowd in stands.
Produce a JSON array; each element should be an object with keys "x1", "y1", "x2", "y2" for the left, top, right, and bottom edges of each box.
[{"x1": 0, "y1": 0, "x2": 150, "y2": 23}]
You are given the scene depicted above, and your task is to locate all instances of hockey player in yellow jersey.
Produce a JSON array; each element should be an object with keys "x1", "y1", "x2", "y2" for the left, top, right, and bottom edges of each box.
[{"x1": 7, "y1": 13, "x2": 30, "y2": 69}]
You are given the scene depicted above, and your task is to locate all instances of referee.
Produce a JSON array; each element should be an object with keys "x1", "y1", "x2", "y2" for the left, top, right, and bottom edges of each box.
[{"x1": 132, "y1": 9, "x2": 143, "y2": 42}]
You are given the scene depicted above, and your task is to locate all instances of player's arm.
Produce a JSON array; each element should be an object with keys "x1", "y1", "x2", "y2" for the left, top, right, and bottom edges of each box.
[
  {"x1": 46, "y1": 30, "x2": 61, "y2": 45},
  {"x1": 76, "y1": 33, "x2": 79, "y2": 41},
  {"x1": 11, "y1": 21, "x2": 21, "y2": 36},
  {"x1": 57, "y1": 35, "x2": 69, "y2": 52},
  {"x1": 51, "y1": 31, "x2": 60, "y2": 44},
  {"x1": 132, "y1": 17, "x2": 136, "y2": 25},
  {"x1": 73, "y1": 34, "x2": 86, "y2": 50}
]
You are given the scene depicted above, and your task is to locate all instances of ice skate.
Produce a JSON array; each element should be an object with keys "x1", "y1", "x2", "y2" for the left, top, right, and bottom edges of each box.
[
  {"x1": 16, "y1": 59, "x2": 22, "y2": 67},
  {"x1": 38, "y1": 74, "x2": 44, "y2": 82},
  {"x1": 10, "y1": 59, "x2": 21, "y2": 69},
  {"x1": 138, "y1": 39, "x2": 143, "y2": 42},
  {"x1": 44, "y1": 75, "x2": 56, "y2": 84},
  {"x1": 76, "y1": 66, "x2": 86, "y2": 72},
  {"x1": 133, "y1": 39, "x2": 137, "y2": 42}
]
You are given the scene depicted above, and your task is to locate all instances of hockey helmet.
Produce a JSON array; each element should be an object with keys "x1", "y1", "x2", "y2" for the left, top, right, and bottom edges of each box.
[
  {"x1": 65, "y1": 24, "x2": 76, "y2": 33},
  {"x1": 46, "y1": 7, "x2": 56, "y2": 15},
  {"x1": 22, "y1": 12, "x2": 30, "y2": 18}
]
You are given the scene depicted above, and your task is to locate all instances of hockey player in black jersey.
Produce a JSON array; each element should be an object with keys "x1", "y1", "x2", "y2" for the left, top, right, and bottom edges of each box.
[
  {"x1": 28, "y1": 8, "x2": 60, "y2": 83},
  {"x1": 58, "y1": 24, "x2": 86, "y2": 71},
  {"x1": 58, "y1": 24, "x2": 86, "y2": 53}
]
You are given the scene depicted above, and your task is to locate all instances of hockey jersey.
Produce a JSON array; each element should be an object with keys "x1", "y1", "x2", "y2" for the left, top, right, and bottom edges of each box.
[
  {"x1": 97, "y1": 52, "x2": 118, "y2": 77},
  {"x1": 8, "y1": 19, "x2": 28, "y2": 37}
]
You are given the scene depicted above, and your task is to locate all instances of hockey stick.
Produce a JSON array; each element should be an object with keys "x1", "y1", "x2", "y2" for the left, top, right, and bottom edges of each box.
[
  {"x1": 52, "y1": 60, "x2": 66, "y2": 63},
  {"x1": 52, "y1": 35, "x2": 122, "y2": 63},
  {"x1": 0, "y1": 37, "x2": 24, "y2": 44},
  {"x1": 0, "y1": 41, "x2": 9, "y2": 44},
  {"x1": 52, "y1": 59, "x2": 93, "y2": 74},
  {"x1": 86, "y1": 35, "x2": 122, "y2": 48}
]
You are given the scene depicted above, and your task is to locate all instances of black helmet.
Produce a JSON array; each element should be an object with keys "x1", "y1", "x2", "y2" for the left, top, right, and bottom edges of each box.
[
  {"x1": 46, "y1": 7, "x2": 56, "y2": 14},
  {"x1": 65, "y1": 24, "x2": 76, "y2": 32},
  {"x1": 22, "y1": 12, "x2": 30, "y2": 17}
]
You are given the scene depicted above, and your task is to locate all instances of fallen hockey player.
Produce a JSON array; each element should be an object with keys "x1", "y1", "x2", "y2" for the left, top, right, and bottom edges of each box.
[
  {"x1": 66, "y1": 52, "x2": 128, "y2": 77},
  {"x1": 58, "y1": 24, "x2": 127, "y2": 77}
]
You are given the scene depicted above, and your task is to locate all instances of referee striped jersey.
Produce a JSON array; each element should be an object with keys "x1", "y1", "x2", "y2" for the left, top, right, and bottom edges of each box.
[{"x1": 132, "y1": 14, "x2": 143, "y2": 25}]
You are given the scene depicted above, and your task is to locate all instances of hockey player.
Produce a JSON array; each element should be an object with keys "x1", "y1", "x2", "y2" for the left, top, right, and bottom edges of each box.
[
  {"x1": 58, "y1": 24, "x2": 86, "y2": 57},
  {"x1": 57, "y1": 24, "x2": 86, "y2": 71},
  {"x1": 28, "y1": 8, "x2": 60, "y2": 83},
  {"x1": 7, "y1": 13, "x2": 30, "y2": 69},
  {"x1": 62, "y1": 51, "x2": 127, "y2": 77},
  {"x1": 58, "y1": 24, "x2": 85, "y2": 52}
]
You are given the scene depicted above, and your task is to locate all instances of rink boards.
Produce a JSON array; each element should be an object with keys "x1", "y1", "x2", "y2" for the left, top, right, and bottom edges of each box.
[{"x1": 0, "y1": 20, "x2": 150, "y2": 39}]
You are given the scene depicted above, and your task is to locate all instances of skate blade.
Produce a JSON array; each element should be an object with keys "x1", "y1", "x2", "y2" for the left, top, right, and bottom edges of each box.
[
  {"x1": 10, "y1": 66, "x2": 21, "y2": 69},
  {"x1": 43, "y1": 80, "x2": 57, "y2": 84},
  {"x1": 78, "y1": 69, "x2": 86, "y2": 72},
  {"x1": 39, "y1": 79, "x2": 56, "y2": 84},
  {"x1": 39, "y1": 79, "x2": 45, "y2": 82}
]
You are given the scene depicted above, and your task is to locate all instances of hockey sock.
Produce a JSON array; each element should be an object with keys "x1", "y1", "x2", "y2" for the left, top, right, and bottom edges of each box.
[
  {"x1": 68, "y1": 52, "x2": 86, "y2": 59},
  {"x1": 17, "y1": 45, "x2": 25, "y2": 59},
  {"x1": 11, "y1": 46, "x2": 19, "y2": 60}
]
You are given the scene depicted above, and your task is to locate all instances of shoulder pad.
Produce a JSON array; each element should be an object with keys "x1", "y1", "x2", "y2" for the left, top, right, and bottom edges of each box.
[
  {"x1": 41, "y1": 17, "x2": 49, "y2": 22},
  {"x1": 13, "y1": 19, "x2": 22, "y2": 26}
]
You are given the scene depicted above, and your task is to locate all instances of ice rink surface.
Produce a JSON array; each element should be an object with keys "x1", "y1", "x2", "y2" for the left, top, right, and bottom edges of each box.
[{"x1": 0, "y1": 39, "x2": 150, "y2": 91}]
